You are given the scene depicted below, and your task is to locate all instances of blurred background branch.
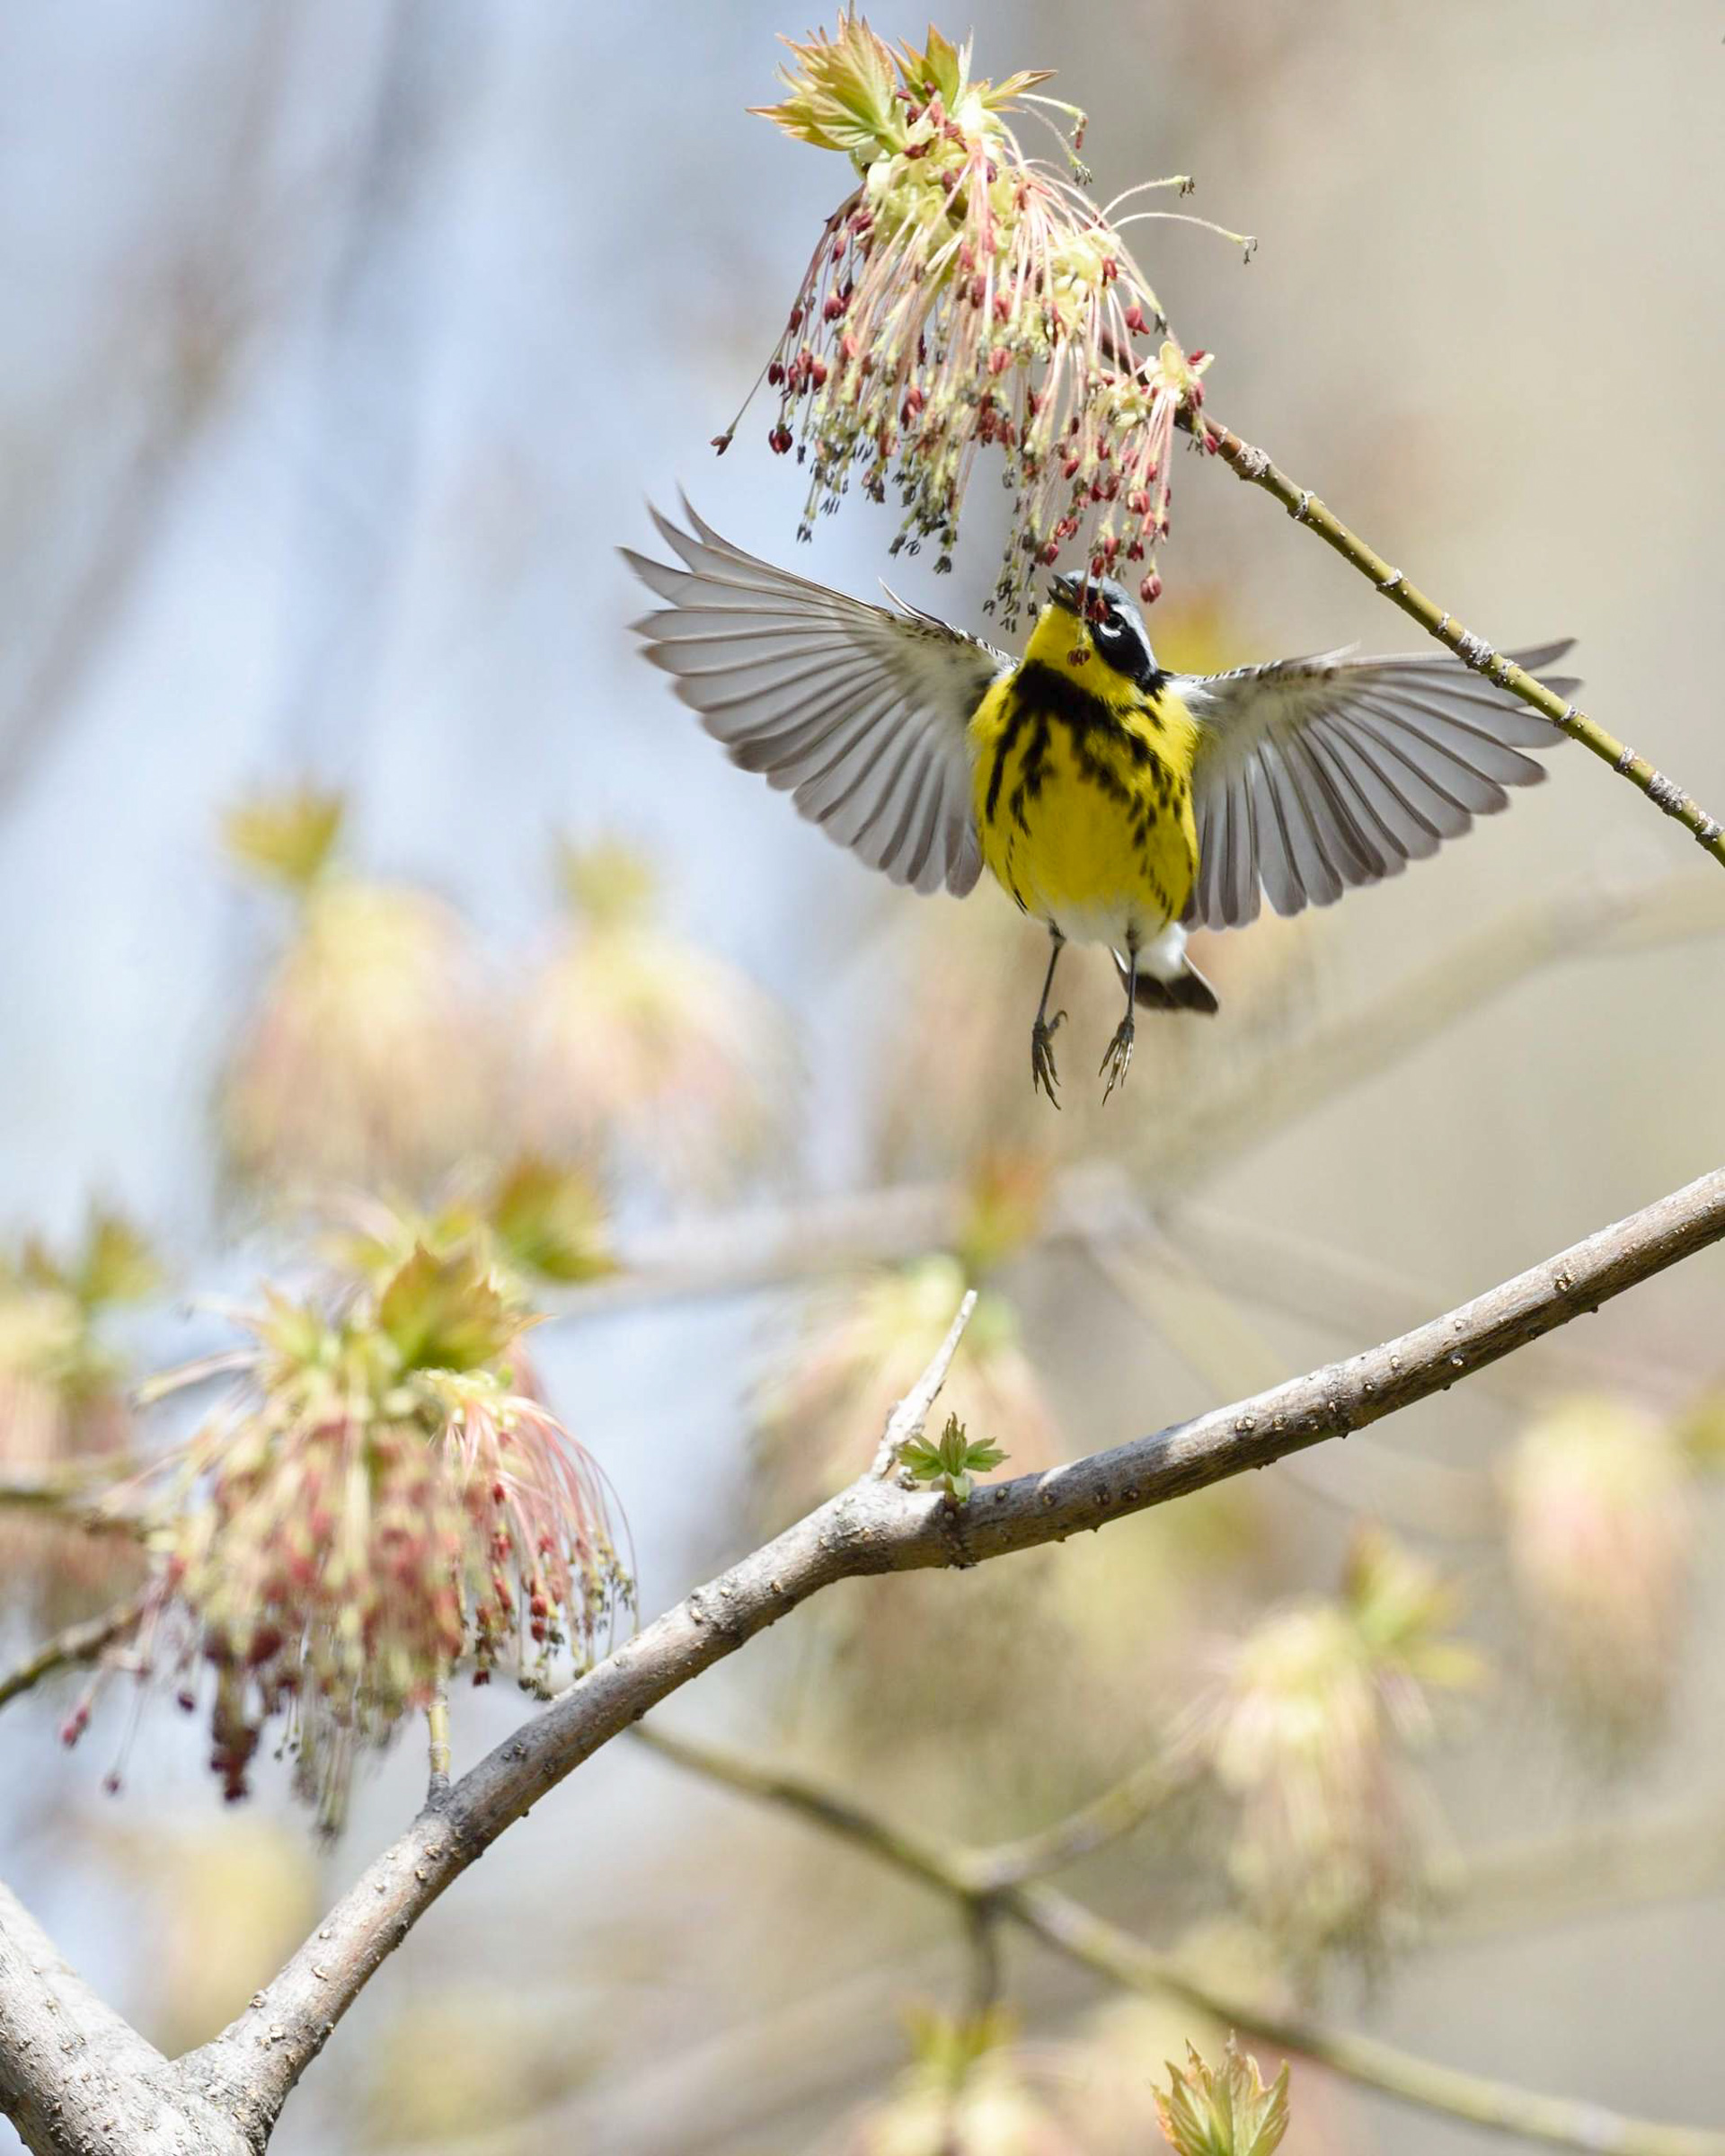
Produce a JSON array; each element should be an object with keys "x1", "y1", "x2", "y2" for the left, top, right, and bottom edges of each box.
[
  {"x1": 0, "y1": 1595, "x2": 143, "y2": 1715},
  {"x1": 637, "y1": 1719, "x2": 1725, "y2": 2156}
]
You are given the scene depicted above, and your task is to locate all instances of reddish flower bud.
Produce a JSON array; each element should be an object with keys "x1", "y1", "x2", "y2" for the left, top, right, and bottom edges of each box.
[
  {"x1": 1140, "y1": 573, "x2": 1163, "y2": 604},
  {"x1": 768, "y1": 425, "x2": 793, "y2": 455}
]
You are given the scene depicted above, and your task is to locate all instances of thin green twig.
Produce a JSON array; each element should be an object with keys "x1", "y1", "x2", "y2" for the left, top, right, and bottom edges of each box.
[{"x1": 1199, "y1": 411, "x2": 1725, "y2": 870}]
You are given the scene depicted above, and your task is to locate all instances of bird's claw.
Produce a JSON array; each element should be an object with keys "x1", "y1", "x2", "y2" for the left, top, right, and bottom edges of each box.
[
  {"x1": 1031, "y1": 1010, "x2": 1066, "y2": 1107},
  {"x1": 1099, "y1": 1014, "x2": 1135, "y2": 1103}
]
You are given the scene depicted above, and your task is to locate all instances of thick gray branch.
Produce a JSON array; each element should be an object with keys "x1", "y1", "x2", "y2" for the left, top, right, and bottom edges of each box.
[
  {"x1": 0, "y1": 1885, "x2": 249, "y2": 2156},
  {"x1": 181, "y1": 1161, "x2": 1725, "y2": 2135}
]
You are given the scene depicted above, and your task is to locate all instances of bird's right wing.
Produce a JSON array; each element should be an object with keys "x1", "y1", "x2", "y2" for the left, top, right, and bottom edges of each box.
[
  {"x1": 1177, "y1": 641, "x2": 1579, "y2": 929},
  {"x1": 624, "y1": 500, "x2": 1009, "y2": 897}
]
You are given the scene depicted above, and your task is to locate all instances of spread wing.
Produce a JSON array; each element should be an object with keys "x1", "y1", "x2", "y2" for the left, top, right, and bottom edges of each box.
[
  {"x1": 1177, "y1": 641, "x2": 1579, "y2": 930},
  {"x1": 623, "y1": 501, "x2": 1010, "y2": 897}
]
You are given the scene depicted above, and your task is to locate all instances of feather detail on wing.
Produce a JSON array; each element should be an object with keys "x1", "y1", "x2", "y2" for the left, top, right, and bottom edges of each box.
[
  {"x1": 1178, "y1": 641, "x2": 1580, "y2": 930},
  {"x1": 623, "y1": 500, "x2": 1009, "y2": 897}
]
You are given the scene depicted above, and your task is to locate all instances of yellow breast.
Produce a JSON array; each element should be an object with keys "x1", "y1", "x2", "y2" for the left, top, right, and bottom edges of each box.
[{"x1": 969, "y1": 610, "x2": 1200, "y2": 946}]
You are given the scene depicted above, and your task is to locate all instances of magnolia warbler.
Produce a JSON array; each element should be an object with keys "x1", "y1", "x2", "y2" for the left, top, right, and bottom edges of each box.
[{"x1": 625, "y1": 502, "x2": 1575, "y2": 1103}]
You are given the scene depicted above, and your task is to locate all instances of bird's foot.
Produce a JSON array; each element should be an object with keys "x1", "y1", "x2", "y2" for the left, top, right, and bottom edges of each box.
[
  {"x1": 1031, "y1": 1010, "x2": 1066, "y2": 1107},
  {"x1": 1099, "y1": 1012, "x2": 1136, "y2": 1102}
]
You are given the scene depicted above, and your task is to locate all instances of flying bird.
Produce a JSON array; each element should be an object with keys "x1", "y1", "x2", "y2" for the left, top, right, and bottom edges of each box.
[{"x1": 624, "y1": 502, "x2": 1575, "y2": 1103}]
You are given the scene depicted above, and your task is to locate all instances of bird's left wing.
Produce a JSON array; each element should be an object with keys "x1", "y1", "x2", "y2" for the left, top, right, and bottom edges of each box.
[
  {"x1": 1176, "y1": 641, "x2": 1579, "y2": 930},
  {"x1": 624, "y1": 501, "x2": 1010, "y2": 897}
]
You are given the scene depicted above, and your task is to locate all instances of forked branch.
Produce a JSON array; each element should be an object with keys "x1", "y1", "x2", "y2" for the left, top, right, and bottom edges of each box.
[
  {"x1": 170, "y1": 1160, "x2": 1725, "y2": 2143},
  {"x1": 636, "y1": 1722, "x2": 1725, "y2": 2156}
]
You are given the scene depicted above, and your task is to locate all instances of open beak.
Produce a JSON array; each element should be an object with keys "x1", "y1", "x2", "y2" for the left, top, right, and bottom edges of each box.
[{"x1": 1048, "y1": 570, "x2": 1084, "y2": 613}]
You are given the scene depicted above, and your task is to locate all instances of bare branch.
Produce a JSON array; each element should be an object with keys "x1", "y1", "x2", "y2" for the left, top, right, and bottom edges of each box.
[
  {"x1": 0, "y1": 1885, "x2": 248, "y2": 2156},
  {"x1": 177, "y1": 1161, "x2": 1725, "y2": 2136}
]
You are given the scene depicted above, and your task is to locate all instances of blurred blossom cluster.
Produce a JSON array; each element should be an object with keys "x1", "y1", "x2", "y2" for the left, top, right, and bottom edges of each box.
[
  {"x1": 220, "y1": 791, "x2": 499, "y2": 1198},
  {"x1": 332, "y1": 1154, "x2": 615, "y2": 1306},
  {"x1": 518, "y1": 840, "x2": 796, "y2": 1199},
  {"x1": 82, "y1": 1236, "x2": 627, "y2": 1832},
  {"x1": 98, "y1": 1817, "x2": 321, "y2": 2056},
  {"x1": 745, "y1": 15, "x2": 1249, "y2": 619},
  {"x1": 218, "y1": 796, "x2": 794, "y2": 1208},
  {"x1": 1184, "y1": 1526, "x2": 1482, "y2": 1965},
  {"x1": 841, "y1": 2007, "x2": 1076, "y2": 2156},
  {"x1": 1501, "y1": 1393, "x2": 1696, "y2": 1752},
  {"x1": 0, "y1": 1212, "x2": 155, "y2": 1619},
  {"x1": 358, "y1": 1984, "x2": 598, "y2": 2149}
]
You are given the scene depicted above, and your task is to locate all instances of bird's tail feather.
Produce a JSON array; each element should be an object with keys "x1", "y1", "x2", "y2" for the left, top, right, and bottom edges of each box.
[{"x1": 1124, "y1": 959, "x2": 1220, "y2": 1017}]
